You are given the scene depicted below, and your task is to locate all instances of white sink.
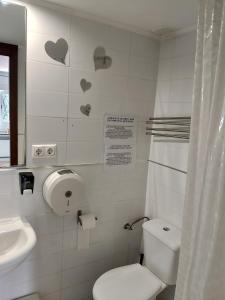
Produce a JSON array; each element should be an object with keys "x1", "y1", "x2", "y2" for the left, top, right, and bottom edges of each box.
[{"x1": 0, "y1": 217, "x2": 36, "y2": 275}]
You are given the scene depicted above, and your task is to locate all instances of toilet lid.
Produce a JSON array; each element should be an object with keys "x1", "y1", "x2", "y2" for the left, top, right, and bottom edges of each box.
[{"x1": 93, "y1": 264, "x2": 163, "y2": 300}]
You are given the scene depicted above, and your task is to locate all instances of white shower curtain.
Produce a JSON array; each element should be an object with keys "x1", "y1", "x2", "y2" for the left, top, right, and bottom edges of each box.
[{"x1": 175, "y1": 0, "x2": 225, "y2": 299}]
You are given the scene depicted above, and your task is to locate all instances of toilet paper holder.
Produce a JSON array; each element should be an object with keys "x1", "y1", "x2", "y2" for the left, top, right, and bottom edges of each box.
[{"x1": 77, "y1": 210, "x2": 98, "y2": 226}]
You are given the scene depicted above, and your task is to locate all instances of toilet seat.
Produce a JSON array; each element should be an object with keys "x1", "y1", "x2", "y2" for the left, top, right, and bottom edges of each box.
[{"x1": 93, "y1": 264, "x2": 164, "y2": 300}]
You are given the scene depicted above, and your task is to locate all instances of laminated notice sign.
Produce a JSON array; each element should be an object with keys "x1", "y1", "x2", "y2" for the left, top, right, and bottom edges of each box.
[{"x1": 104, "y1": 115, "x2": 137, "y2": 167}]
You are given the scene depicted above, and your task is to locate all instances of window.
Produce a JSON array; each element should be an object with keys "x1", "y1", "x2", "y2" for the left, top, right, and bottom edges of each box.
[{"x1": 0, "y1": 43, "x2": 18, "y2": 167}]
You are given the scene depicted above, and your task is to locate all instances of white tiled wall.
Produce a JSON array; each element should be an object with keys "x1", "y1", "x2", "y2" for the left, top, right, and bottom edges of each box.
[
  {"x1": 145, "y1": 30, "x2": 196, "y2": 300},
  {"x1": 0, "y1": 163, "x2": 148, "y2": 300},
  {"x1": 26, "y1": 4, "x2": 158, "y2": 167},
  {"x1": 0, "y1": 1, "x2": 159, "y2": 300},
  {"x1": 146, "y1": 31, "x2": 196, "y2": 229}
]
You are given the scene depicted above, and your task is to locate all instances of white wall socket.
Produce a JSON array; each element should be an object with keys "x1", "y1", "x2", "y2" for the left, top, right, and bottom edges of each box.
[
  {"x1": 32, "y1": 145, "x2": 45, "y2": 158},
  {"x1": 32, "y1": 144, "x2": 57, "y2": 159},
  {"x1": 45, "y1": 144, "x2": 57, "y2": 157}
]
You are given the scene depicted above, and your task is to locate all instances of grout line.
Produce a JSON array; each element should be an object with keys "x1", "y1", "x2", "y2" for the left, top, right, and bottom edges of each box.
[{"x1": 148, "y1": 159, "x2": 187, "y2": 174}]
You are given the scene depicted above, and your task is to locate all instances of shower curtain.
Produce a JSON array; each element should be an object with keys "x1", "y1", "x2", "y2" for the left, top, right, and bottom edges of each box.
[{"x1": 174, "y1": 0, "x2": 225, "y2": 299}]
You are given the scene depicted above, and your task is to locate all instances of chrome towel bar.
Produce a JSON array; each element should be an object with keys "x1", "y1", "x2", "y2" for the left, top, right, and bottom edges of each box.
[{"x1": 146, "y1": 116, "x2": 191, "y2": 141}]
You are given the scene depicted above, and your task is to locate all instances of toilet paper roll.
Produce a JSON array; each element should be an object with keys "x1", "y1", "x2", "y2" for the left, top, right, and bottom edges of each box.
[
  {"x1": 77, "y1": 214, "x2": 96, "y2": 250},
  {"x1": 79, "y1": 214, "x2": 96, "y2": 230}
]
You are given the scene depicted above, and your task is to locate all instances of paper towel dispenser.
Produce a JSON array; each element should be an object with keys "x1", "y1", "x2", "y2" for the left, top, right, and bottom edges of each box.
[{"x1": 43, "y1": 169, "x2": 84, "y2": 216}]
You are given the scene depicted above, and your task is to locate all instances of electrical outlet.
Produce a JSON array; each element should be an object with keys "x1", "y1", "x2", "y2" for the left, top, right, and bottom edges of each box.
[
  {"x1": 32, "y1": 145, "x2": 45, "y2": 158},
  {"x1": 45, "y1": 144, "x2": 57, "y2": 158}
]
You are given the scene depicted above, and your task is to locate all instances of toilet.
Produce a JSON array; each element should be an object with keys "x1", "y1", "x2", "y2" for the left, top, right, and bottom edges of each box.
[{"x1": 93, "y1": 218, "x2": 181, "y2": 300}]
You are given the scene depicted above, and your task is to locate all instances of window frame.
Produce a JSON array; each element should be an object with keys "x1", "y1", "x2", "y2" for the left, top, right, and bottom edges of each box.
[{"x1": 0, "y1": 42, "x2": 18, "y2": 166}]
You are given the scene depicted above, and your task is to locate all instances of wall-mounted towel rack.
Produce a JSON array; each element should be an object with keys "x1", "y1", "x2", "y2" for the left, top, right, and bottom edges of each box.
[{"x1": 146, "y1": 116, "x2": 191, "y2": 140}]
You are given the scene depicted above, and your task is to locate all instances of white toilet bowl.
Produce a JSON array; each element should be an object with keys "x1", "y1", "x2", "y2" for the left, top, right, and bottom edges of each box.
[
  {"x1": 93, "y1": 219, "x2": 181, "y2": 300},
  {"x1": 93, "y1": 263, "x2": 166, "y2": 300}
]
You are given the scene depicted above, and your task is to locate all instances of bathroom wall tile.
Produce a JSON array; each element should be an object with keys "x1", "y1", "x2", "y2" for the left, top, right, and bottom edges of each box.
[
  {"x1": 130, "y1": 33, "x2": 159, "y2": 59},
  {"x1": 27, "y1": 32, "x2": 70, "y2": 66},
  {"x1": 16, "y1": 190, "x2": 51, "y2": 217},
  {"x1": 68, "y1": 92, "x2": 122, "y2": 119},
  {"x1": 112, "y1": 250, "x2": 129, "y2": 268},
  {"x1": 63, "y1": 215, "x2": 79, "y2": 232},
  {"x1": 70, "y1": 28, "x2": 130, "y2": 72},
  {"x1": 26, "y1": 116, "x2": 67, "y2": 166},
  {"x1": 159, "y1": 38, "x2": 176, "y2": 59},
  {"x1": 27, "y1": 60, "x2": 68, "y2": 93},
  {"x1": 62, "y1": 281, "x2": 93, "y2": 300},
  {"x1": 155, "y1": 80, "x2": 170, "y2": 102},
  {"x1": 95, "y1": 72, "x2": 128, "y2": 98},
  {"x1": 154, "y1": 101, "x2": 192, "y2": 117},
  {"x1": 107, "y1": 26, "x2": 131, "y2": 54},
  {"x1": 66, "y1": 141, "x2": 103, "y2": 164},
  {"x1": 106, "y1": 49, "x2": 129, "y2": 76},
  {"x1": 30, "y1": 233, "x2": 63, "y2": 259},
  {"x1": 121, "y1": 96, "x2": 153, "y2": 119},
  {"x1": 26, "y1": 213, "x2": 64, "y2": 236},
  {"x1": 62, "y1": 257, "x2": 113, "y2": 288},
  {"x1": 27, "y1": 91, "x2": 68, "y2": 118},
  {"x1": 63, "y1": 229, "x2": 78, "y2": 250},
  {"x1": 27, "y1": 116, "x2": 67, "y2": 142},
  {"x1": 71, "y1": 45, "x2": 129, "y2": 77},
  {"x1": 129, "y1": 56, "x2": 155, "y2": 80},
  {"x1": 62, "y1": 241, "x2": 113, "y2": 270},
  {"x1": 88, "y1": 201, "x2": 116, "y2": 223},
  {"x1": 175, "y1": 31, "x2": 196, "y2": 57},
  {"x1": 67, "y1": 118, "x2": 103, "y2": 141},
  {"x1": 27, "y1": 4, "x2": 70, "y2": 38},
  {"x1": 71, "y1": 15, "x2": 109, "y2": 46},
  {"x1": 171, "y1": 56, "x2": 195, "y2": 80},
  {"x1": 0, "y1": 193, "x2": 19, "y2": 218},
  {"x1": 0, "y1": 170, "x2": 17, "y2": 196},
  {"x1": 70, "y1": 40, "x2": 96, "y2": 72},
  {"x1": 157, "y1": 58, "x2": 172, "y2": 81},
  {"x1": 169, "y1": 78, "x2": 193, "y2": 102},
  {"x1": 136, "y1": 121, "x2": 151, "y2": 160},
  {"x1": 127, "y1": 77, "x2": 155, "y2": 101},
  {"x1": 90, "y1": 221, "x2": 115, "y2": 244},
  {"x1": 69, "y1": 69, "x2": 96, "y2": 94}
]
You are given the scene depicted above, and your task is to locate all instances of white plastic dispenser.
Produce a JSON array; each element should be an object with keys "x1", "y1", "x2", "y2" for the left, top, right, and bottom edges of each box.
[{"x1": 43, "y1": 169, "x2": 84, "y2": 216}]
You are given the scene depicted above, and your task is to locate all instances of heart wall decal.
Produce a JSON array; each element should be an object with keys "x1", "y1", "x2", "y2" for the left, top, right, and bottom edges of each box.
[
  {"x1": 93, "y1": 46, "x2": 112, "y2": 71},
  {"x1": 45, "y1": 38, "x2": 68, "y2": 64},
  {"x1": 80, "y1": 104, "x2": 91, "y2": 116},
  {"x1": 80, "y1": 79, "x2": 92, "y2": 92}
]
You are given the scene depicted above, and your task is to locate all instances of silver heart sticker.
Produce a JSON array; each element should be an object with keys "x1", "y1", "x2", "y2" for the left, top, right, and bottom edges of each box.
[
  {"x1": 94, "y1": 46, "x2": 112, "y2": 71},
  {"x1": 80, "y1": 104, "x2": 91, "y2": 116},
  {"x1": 45, "y1": 38, "x2": 68, "y2": 64},
  {"x1": 80, "y1": 79, "x2": 92, "y2": 92}
]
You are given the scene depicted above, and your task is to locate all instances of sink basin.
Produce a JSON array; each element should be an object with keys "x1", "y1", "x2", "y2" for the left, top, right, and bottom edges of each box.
[{"x1": 0, "y1": 217, "x2": 36, "y2": 275}]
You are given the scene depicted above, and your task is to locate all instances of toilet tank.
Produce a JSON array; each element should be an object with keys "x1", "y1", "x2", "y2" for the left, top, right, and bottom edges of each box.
[{"x1": 142, "y1": 219, "x2": 181, "y2": 285}]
